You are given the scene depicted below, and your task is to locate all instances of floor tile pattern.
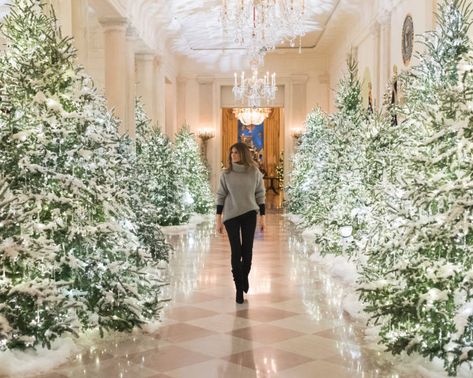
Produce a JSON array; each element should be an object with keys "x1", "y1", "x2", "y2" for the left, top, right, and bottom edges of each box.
[{"x1": 25, "y1": 212, "x2": 404, "y2": 378}]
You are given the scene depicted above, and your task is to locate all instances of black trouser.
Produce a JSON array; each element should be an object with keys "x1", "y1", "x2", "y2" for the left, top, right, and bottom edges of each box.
[{"x1": 224, "y1": 211, "x2": 257, "y2": 291}]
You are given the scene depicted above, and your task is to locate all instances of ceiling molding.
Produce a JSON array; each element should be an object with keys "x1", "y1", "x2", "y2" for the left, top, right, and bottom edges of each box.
[
  {"x1": 310, "y1": 0, "x2": 342, "y2": 51},
  {"x1": 186, "y1": 0, "x2": 341, "y2": 53},
  {"x1": 89, "y1": 0, "x2": 124, "y2": 18}
]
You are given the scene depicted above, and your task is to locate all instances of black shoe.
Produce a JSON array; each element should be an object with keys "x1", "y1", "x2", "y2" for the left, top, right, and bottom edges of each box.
[
  {"x1": 243, "y1": 276, "x2": 249, "y2": 293},
  {"x1": 236, "y1": 290, "x2": 244, "y2": 304}
]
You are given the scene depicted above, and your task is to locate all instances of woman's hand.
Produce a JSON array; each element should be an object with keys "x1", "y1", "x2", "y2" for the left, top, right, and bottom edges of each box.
[
  {"x1": 259, "y1": 216, "x2": 266, "y2": 232},
  {"x1": 216, "y1": 215, "x2": 224, "y2": 234}
]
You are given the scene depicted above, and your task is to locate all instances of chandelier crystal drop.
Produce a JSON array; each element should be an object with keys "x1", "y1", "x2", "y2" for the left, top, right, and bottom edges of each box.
[
  {"x1": 221, "y1": 0, "x2": 307, "y2": 66},
  {"x1": 233, "y1": 107, "x2": 272, "y2": 126},
  {"x1": 233, "y1": 68, "x2": 277, "y2": 108}
]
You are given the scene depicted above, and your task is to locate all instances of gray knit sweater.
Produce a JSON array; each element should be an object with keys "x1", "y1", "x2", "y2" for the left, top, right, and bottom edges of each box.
[{"x1": 216, "y1": 164, "x2": 266, "y2": 222}]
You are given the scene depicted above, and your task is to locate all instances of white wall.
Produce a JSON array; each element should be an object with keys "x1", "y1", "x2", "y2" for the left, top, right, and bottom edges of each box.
[{"x1": 327, "y1": 0, "x2": 437, "y2": 112}]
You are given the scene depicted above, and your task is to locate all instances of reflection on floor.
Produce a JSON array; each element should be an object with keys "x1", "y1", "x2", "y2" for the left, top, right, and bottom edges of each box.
[
  {"x1": 34, "y1": 213, "x2": 403, "y2": 378},
  {"x1": 266, "y1": 190, "x2": 282, "y2": 210}
]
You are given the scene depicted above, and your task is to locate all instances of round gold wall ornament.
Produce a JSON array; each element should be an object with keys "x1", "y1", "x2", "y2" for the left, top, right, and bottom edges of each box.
[{"x1": 402, "y1": 14, "x2": 414, "y2": 66}]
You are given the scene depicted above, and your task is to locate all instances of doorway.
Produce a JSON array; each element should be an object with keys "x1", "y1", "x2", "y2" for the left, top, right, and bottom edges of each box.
[{"x1": 221, "y1": 108, "x2": 282, "y2": 208}]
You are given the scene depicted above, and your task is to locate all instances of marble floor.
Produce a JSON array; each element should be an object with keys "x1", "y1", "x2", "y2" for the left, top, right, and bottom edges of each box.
[{"x1": 30, "y1": 212, "x2": 405, "y2": 378}]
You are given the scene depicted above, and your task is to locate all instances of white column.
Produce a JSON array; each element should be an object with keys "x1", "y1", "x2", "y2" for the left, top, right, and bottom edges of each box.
[
  {"x1": 379, "y1": 13, "x2": 392, "y2": 105},
  {"x1": 197, "y1": 76, "x2": 215, "y2": 130},
  {"x1": 287, "y1": 75, "x2": 307, "y2": 177},
  {"x1": 126, "y1": 27, "x2": 137, "y2": 139},
  {"x1": 432, "y1": 0, "x2": 438, "y2": 28},
  {"x1": 99, "y1": 17, "x2": 128, "y2": 134},
  {"x1": 176, "y1": 78, "x2": 187, "y2": 130},
  {"x1": 71, "y1": 0, "x2": 88, "y2": 68},
  {"x1": 373, "y1": 21, "x2": 382, "y2": 109},
  {"x1": 290, "y1": 75, "x2": 308, "y2": 129},
  {"x1": 197, "y1": 76, "x2": 216, "y2": 186},
  {"x1": 165, "y1": 78, "x2": 177, "y2": 138},
  {"x1": 48, "y1": 0, "x2": 72, "y2": 37},
  {"x1": 154, "y1": 57, "x2": 166, "y2": 131},
  {"x1": 283, "y1": 81, "x2": 293, "y2": 187},
  {"x1": 136, "y1": 53, "x2": 156, "y2": 126}
]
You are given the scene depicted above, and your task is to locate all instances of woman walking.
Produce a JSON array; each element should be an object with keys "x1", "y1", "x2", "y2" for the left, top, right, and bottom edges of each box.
[{"x1": 216, "y1": 143, "x2": 266, "y2": 304}]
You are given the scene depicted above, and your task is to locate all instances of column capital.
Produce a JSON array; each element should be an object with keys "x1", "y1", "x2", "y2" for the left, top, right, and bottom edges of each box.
[
  {"x1": 126, "y1": 26, "x2": 139, "y2": 40},
  {"x1": 370, "y1": 20, "x2": 381, "y2": 35},
  {"x1": 377, "y1": 7, "x2": 392, "y2": 26},
  {"x1": 197, "y1": 75, "x2": 215, "y2": 84},
  {"x1": 135, "y1": 47, "x2": 162, "y2": 58},
  {"x1": 177, "y1": 76, "x2": 190, "y2": 83},
  {"x1": 154, "y1": 55, "x2": 163, "y2": 67},
  {"x1": 291, "y1": 74, "x2": 309, "y2": 84},
  {"x1": 136, "y1": 52, "x2": 155, "y2": 61},
  {"x1": 98, "y1": 16, "x2": 128, "y2": 32}
]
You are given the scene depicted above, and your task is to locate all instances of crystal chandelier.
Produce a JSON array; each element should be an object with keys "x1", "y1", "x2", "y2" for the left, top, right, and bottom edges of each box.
[
  {"x1": 221, "y1": 0, "x2": 307, "y2": 66},
  {"x1": 233, "y1": 108, "x2": 272, "y2": 125},
  {"x1": 233, "y1": 68, "x2": 277, "y2": 107}
]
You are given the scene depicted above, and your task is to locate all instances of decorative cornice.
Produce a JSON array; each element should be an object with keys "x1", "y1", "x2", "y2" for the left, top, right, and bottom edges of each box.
[
  {"x1": 98, "y1": 16, "x2": 128, "y2": 32},
  {"x1": 135, "y1": 52, "x2": 156, "y2": 61},
  {"x1": 177, "y1": 76, "x2": 191, "y2": 83},
  {"x1": 376, "y1": 0, "x2": 402, "y2": 24},
  {"x1": 196, "y1": 75, "x2": 215, "y2": 84},
  {"x1": 291, "y1": 74, "x2": 309, "y2": 84},
  {"x1": 126, "y1": 26, "x2": 139, "y2": 40}
]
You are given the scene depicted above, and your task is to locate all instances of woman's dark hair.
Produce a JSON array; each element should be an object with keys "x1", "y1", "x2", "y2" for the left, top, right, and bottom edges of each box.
[{"x1": 225, "y1": 142, "x2": 257, "y2": 171}]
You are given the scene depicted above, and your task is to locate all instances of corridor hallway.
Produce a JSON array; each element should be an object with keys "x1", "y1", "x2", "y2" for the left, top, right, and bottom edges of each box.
[{"x1": 43, "y1": 213, "x2": 399, "y2": 377}]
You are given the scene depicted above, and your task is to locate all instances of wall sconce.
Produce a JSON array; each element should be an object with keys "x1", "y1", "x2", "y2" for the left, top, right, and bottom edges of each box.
[
  {"x1": 197, "y1": 128, "x2": 215, "y2": 167},
  {"x1": 197, "y1": 128, "x2": 215, "y2": 141},
  {"x1": 290, "y1": 128, "x2": 304, "y2": 140}
]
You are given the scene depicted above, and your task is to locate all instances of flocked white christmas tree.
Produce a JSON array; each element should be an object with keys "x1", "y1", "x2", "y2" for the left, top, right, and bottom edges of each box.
[
  {"x1": 360, "y1": 0, "x2": 473, "y2": 374},
  {"x1": 135, "y1": 100, "x2": 190, "y2": 226},
  {"x1": 174, "y1": 124, "x2": 214, "y2": 215},
  {"x1": 0, "y1": 0, "x2": 166, "y2": 350},
  {"x1": 289, "y1": 56, "x2": 369, "y2": 256},
  {"x1": 316, "y1": 55, "x2": 370, "y2": 256},
  {"x1": 286, "y1": 107, "x2": 329, "y2": 216},
  {"x1": 119, "y1": 112, "x2": 170, "y2": 262}
]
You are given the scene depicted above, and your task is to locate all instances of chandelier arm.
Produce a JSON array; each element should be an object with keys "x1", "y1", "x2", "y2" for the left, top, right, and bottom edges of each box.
[{"x1": 221, "y1": 0, "x2": 307, "y2": 66}]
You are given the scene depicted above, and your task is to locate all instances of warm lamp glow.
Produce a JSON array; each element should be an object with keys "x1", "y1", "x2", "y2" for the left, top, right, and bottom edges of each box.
[
  {"x1": 221, "y1": 0, "x2": 307, "y2": 66},
  {"x1": 233, "y1": 68, "x2": 277, "y2": 107},
  {"x1": 291, "y1": 127, "x2": 304, "y2": 139},
  {"x1": 197, "y1": 128, "x2": 215, "y2": 140},
  {"x1": 233, "y1": 108, "x2": 271, "y2": 126}
]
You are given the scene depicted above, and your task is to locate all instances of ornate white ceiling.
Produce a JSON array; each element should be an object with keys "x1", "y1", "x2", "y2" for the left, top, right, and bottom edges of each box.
[
  {"x1": 127, "y1": 0, "x2": 352, "y2": 69},
  {"x1": 0, "y1": 0, "x2": 368, "y2": 71}
]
